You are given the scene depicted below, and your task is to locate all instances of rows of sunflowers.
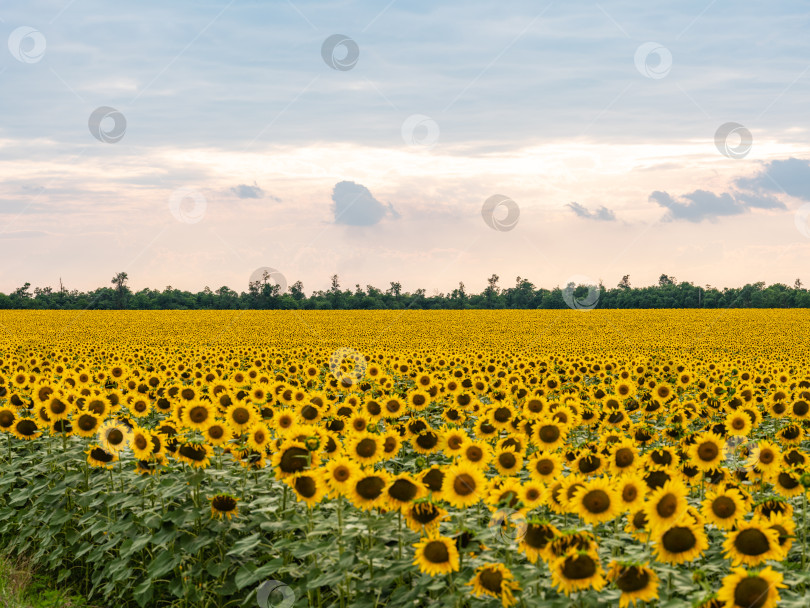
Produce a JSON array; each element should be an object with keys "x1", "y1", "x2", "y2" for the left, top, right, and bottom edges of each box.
[{"x1": 0, "y1": 309, "x2": 809, "y2": 608}]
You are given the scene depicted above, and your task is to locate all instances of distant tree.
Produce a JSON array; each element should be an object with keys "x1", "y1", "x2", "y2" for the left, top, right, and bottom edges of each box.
[
  {"x1": 658, "y1": 274, "x2": 675, "y2": 287},
  {"x1": 618, "y1": 275, "x2": 631, "y2": 289},
  {"x1": 111, "y1": 272, "x2": 130, "y2": 309}
]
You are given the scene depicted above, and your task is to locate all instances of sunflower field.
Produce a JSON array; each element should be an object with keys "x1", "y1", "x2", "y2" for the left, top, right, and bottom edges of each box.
[{"x1": 1, "y1": 309, "x2": 809, "y2": 608}]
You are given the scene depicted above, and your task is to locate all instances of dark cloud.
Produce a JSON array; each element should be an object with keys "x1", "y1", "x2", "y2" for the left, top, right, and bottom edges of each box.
[
  {"x1": 567, "y1": 201, "x2": 616, "y2": 221},
  {"x1": 332, "y1": 181, "x2": 399, "y2": 226},
  {"x1": 231, "y1": 183, "x2": 266, "y2": 199},
  {"x1": 735, "y1": 158, "x2": 810, "y2": 201}
]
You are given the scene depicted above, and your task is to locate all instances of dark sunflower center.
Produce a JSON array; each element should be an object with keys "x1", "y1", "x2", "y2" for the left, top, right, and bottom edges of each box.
[
  {"x1": 632, "y1": 510, "x2": 648, "y2": 529},
  {"x1": 423, "y1": 540, "x2": 450, "y2": 564},
  {"x1": 383, "y1": 437, "x2": 397, "y2": 453},
  {"x1": 650, "y1": 450, "x2": 672, "y2": 466},
  {"x1": 582, "y1": 489, "x2": 610, "y2": 514},
  {"x1": 733, "y1": 576, "x2": 770, "y2": 608},
  {"x1": 697, "y1": 441, "x2": 719, "y2": 461},
  {"x1": 536, "y1": 459, "x2": 554, "y2": 475},
  {"x1": 301, "y1": 405, "x2": 318, "y2": 420},
  {"x1": 793, "y1": 401, "x2": 809, "y2": 416},
  {"x1": 493, "y1": 407, "x2": 511, "y2": 422},
  {"x1": 189, "y1": 406, "x2": 209, "y2": 423},
  {"x1": 662, "y1": 526, "x2": 697, "y2": 553},
  {"x1": 49, "y1": 399, "x2": 67, "y2": 415},
  {"x1": 561, "y1": 555, "x2": 597, "y2": 580},
  {"x1": 732, "y1": 418, "x2": 745, "y2": 429},
  {"x1": 578, "y1": 455, "x2": 601, "y2": 474},
  {"x1": 616, "y1": 568, "x2": 650, "y2": 593},
  {"x1": 759, "y1": 450, "x2": 775, "y2": 465},
  {"x1": 622, "y1": 485, "x2": 638, "y2": 502},
  {"x1": 412, "y1": 503, "x2": 440, "y2": 524},
  {"x1": 0, "y1": 411, "x2": 15, "y2": 427},
  {"x1": 479, "y1": 569, "x2": 504, "y2": 593},
  {"x1": 232, "y1": 407, "x2": 250, "y2": 424},
  {"x1": 389, "y1": 479, "x2": 418, "y2": 502},
  {"x1": 179, "y1": 444, "x2": 206, "y2": 461},
  {"x1": 453, "y1": 473, "x2": 477, "y2": 496},
  {"x1": 279, "y1": 446, "x2": 309, "y2": 473},
  {"x1": 466, "y1": 446, "x2": 484, "y2": 462},
  {"x1": 498, "y1": 452, "x2": 517, "y2": 469},
  {"x1": 734, "y1": 529, "x2": 770, "y2": 556},
  {"x1": 212, "y1": 495, "x2": 237, "y2": 512},
  {"x1": 777, "y1": 472, "x2": 798, "y2": 489},
  {"x1": 416, "y1": 432, "x2": 439, "y2": 449},
  {"x1": 448, "y1": 436, "x2": 463, "y2": 449},
  {"x1": 539, "y1": 425, "x2": 560, "y2": 443},
  {"x1": 134, "y1": 435, "x2": 148, "y2": 450},
  {"x1": 294, "y1": 476, "x2": 317, "y2": 498},
  {"x1": 77, "y1": 414, "x2": 97, "y2": 431},
  {"x1": 208, "y1": 426, "x2": 224, "y2": 440},
  {"x1": 712, "y1": 496, "x2": 737, "y2": 518},
  {"x1": 615, "y1": 448, "x2": 634, "y2": 467},
  {"x1": 524, "y1": 525, "x2": 554, "y2": 549},
  {"x1": 527, "y1": 399, "x2": 543, "y2": 412},
  {"x1": 423, "y1": 469, "x2": 444, "y2": 492},
  {"x1": 356, "y1": 438, "x2": 377, "y2": 458},
  {"x1": 356, "y1": 476, "x2": 385, "y2": 500},
  {"x1": 365, "y1": 401, "x2": 381, "y2": 415},
  {"x1": 656, "y1": 493, "x2": 678, "y2": 518},
  {"x1": 108, "y1": 429, "x2": 125, "y2": 446},
  {"x1": 385, "y1": 400, "x2": 401, "y2": 413},
  {"x1": 412, "y1": 394, "x2": 426, "y2": 406},
  {"x1": 333, "y1": 466, "x2": 350, "y2": 482},
  {"x1": 480, "y1": 422, "x2": 496, "y2": 434},
  {"x1": 181, "y1": 388, "x2": 195, "y2": 400},
  {"x1": 89, "y1": 447, "x2": 114, "y2": 463}
]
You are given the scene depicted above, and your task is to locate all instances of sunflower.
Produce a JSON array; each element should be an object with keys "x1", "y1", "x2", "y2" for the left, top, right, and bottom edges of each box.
[
  {"x1": 608, "y1": 440, "x2": 639, "y2": 475},
  {"x1": 550, "y1": 549, "x2": 606, "y2": 596},
  {"x1": 521, "y1": 480, "x2": 545, "y2": 510},
  {"x1": 459, "y1": 441, "x2": 491, "y2": 468},
  {"x1": 271, "y1": 439, "x2": 313, "y2": 479},
  {"x1": 245, "y1": 422, "x2": 271, "y2": 453},
  {"x1": 321, "y1": 456, "x2": 360, "y2": 495},
  {"x1": 527, "y1": 451, "x2": 563, "y2": 483},
  {"x1": 225, "y1": 401, "x2": 258, "y2": 433},
  {"x1": 607, "y1": 562, "x2": 659, "y2": 608},
  {"x1": 181, "y1": 400, "x2": 215, "y2": 430},
  {"x1": 286, "y1": 473, "x2": 326, "y2": 506},
  {"x1": 443, "y1": 463, "x2": 486, "y2": 508},
  {"x1": 440, "y1": 428, "x2": 468, "y2": 457},
  {"x1": 533, "y1": 418, "x2": 568, "y2": 451},
  {"x1": 652, "y1": 522, "x2": 708, "y2": 564},
  {"x1": 86, "y1": 444, "x2": 118, "y2": 468},
  {"x1": 687, "y1": 432, "x2": 726, "y2": 471},
  {"x1": 571, "y1": 478, "x2": 621, "y2": 525},
  {"x1": 345, "y1": 431, "x2": 384, "y2": 465},
  {"x1": 644, "y1": 479, "x2": 689, "y2": 532},
  {"x1": 45, "y1": 395, "x2": 72, "y2": 421},
  {"x1": 130, "y1": 427, "x2": 154, "y2": 460},
  {"x1": 745, "y1": 440, "x2": 781, "y2": 476},
  {"x1": 517, "y1": 521, "x2": 558, "y2": 563},
  {"x1": 176, "y1": 441, "x2": 213, "y2": 468},
  {"x1": 385, "y1": 473, "x2": 426, "y2": 509},
  {"x1": 135, "y1": 459, "x2": 164, "y2": 476},
  {"x1": 573, "y1": 452, "x2": 605, "y2": 477},
  {"x1": 412, "y1": 535, "x2": 459, "y2": 576},
  {"x1": 701, "y1": 487, "x2": 746, "y2": 530},
  {"x1": 73, "y1": 412, "x2": 102, "y2": 438},
  {"x1": 413, "y1": 430, "x2": 441, "y2": 455},
  {"x1": 210, "y1": 493, "x2": 239, "y2": 519},
  {"x1": 717, "y1": 566, "x2": 785, "y2": 608},
  {"x1": 617, "y1": 474, "x2": 646, "y2": 511},
  {"x1": 724, "y1": 411, "x2": 753, "y2": 437},
  {"x1": 723, "y1": 522, "x2": 784, "y2": 567},
  {"x1": 204, "y1": 422, "x2": 230, "y2": 447},
  {"x1": 349, "y1": 471, "x2": 389, "y2": 511},
  {"x1": 467, "y1": 563, "x2": 521, "y2": 607},
  {"x1": 403, "y1": 500, "x2": 448, "y2": 534},
  {"x1": 406, "y1": 389, "x2": 431, "y2": 412},
  {"x1": 492, "y1": 447, "x2": 523, "y2": 476}
]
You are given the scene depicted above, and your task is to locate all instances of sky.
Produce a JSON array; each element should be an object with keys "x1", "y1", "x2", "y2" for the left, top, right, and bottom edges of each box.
[{"x1": 2, "y1": 0, "x2": 810, "y2": 296}]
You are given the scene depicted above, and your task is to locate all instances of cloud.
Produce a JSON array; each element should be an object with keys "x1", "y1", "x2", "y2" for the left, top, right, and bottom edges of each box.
[
  {"x1": 231, "y1": 183, "x2": 266, "y2": 199},
  {"x1": 0, "y1": 231, "x2": 48, "y2": 239},
  {"x1": 567, "y1": 201, "x2": 616, "y2": 221},
  {"x1": 332, "y1": 181, "x2": 399, "y2": 226},
  {"x1": 649, "y1": 190, "x2": 744, "y2": 222},
  {"x1": 735, "y1": 158, "x2": 810, "y2": 201}
]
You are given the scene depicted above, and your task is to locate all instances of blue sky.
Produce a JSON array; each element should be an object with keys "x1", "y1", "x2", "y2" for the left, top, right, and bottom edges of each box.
[{"x1": 2, "y1": 0, "x2": 810, "y2": 294}]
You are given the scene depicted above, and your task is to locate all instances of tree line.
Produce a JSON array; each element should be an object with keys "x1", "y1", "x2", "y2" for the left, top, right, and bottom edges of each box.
[{"x1": 1, "y1": 272, "x2": 810, "y2": 310}]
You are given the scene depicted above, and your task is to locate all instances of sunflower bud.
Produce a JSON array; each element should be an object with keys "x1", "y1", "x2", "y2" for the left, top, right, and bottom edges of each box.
[
  {"x1": 304, "y1": 436, "x2": 320, "y2": 452},
  {"x1": 800, "y1": 472, "x2": 810, "y2": 488},
  {"x1": 692, "y1": 569, "x2": 706, "y2": 584},
  {"x1": 415, "y1": 457, "x2": 427, "y2": 468}
]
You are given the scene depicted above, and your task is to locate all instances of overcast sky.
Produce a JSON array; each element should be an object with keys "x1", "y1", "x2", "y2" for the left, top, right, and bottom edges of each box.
[{"x1": 2, "y1": 0, "x2": 810, "y2": 295}]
